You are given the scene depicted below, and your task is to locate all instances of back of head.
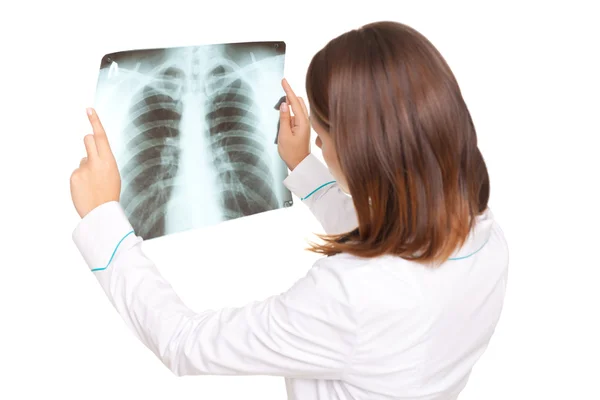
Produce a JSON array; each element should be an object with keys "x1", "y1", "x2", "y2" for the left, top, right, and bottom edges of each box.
[{"x1": 305, "y1": 21, "x2": 490, "y2": 266}]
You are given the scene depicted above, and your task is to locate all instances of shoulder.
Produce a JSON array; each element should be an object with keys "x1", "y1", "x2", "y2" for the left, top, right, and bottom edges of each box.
[
  {"x1": 302, "y1": 252, "x2": 421, "y2": 311},
  {"x1": 479, "y1": 207, "x2": 510, "y2": 269}
]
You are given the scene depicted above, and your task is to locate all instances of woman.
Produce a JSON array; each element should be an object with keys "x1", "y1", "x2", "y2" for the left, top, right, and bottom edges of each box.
[{"x1": 70, "y1": 21, "x2": 508, "y2": 400}]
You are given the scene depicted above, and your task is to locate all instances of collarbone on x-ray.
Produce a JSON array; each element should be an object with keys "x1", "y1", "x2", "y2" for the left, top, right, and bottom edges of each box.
[{"x1": 94, "y1": 42, "x2": 293, "y2": 241}]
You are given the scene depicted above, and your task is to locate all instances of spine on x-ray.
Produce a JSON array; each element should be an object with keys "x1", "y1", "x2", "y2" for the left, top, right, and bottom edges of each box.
[
  {"x1": 119, "y1": 66, "x2": 185, "y2": 239},
  {"x1": 203, "y1": 59, "x2": 279, "y2": 219}
]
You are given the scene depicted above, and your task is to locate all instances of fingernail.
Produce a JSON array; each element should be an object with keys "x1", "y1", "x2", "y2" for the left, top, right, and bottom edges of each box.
[
  {"x1": 280, "y1": 102, "x2": 288, "y2": 112},
  {"x1": 86, "y1": 108, "x2": 93, "y2": 116}
]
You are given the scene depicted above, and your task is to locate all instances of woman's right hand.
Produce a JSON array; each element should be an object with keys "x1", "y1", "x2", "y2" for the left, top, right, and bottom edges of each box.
[{"x1": 277, "y1": 78, "x2": 311, "y2": 171}]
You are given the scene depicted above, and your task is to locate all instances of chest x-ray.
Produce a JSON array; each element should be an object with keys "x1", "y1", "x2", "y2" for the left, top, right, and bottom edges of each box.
[{"x1": 93, "y1": 41, "x2": 293, "y2": 241}]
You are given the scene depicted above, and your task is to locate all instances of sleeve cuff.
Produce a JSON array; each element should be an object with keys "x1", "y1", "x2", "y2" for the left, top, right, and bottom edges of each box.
[
  {"x1": 72, "y1": 201, "x2": 138, "y2": 272},
  {"x1": 283, "y1": 154, "x2": 336, "y2": 200}
]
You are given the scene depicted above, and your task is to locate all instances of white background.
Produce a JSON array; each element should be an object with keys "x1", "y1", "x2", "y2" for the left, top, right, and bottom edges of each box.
[{"x1": 1, "y1": 1, "x2": 599, "y2": 399}]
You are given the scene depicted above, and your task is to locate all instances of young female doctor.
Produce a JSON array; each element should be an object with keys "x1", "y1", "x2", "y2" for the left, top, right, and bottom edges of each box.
[{"x1": 70, "y1": 21, "x2": 508, "y2": 400}]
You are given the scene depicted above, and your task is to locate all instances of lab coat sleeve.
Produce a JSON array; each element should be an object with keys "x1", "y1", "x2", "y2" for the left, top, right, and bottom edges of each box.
[
  {"x1": 283, "y1": 153, "x2": 358, "y2": 235},
  {"x1": 72, "y1": 201, "x2": 357, "y2": 379}
]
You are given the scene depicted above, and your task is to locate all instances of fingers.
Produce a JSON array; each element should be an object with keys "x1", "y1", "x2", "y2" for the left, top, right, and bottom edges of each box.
[
  {"x1": 83, "y1": 134, "x2": 97, "y2": 159},
  {"x1": 279, "y1": 101, "x2": 292, "y2": 136},
  {"x1": 86, "y1": 108, "x2": 112, "y2": 157},
  {"x1": 297, "y1": 96, "x2": 309, "y2": 120},
  {"x1": 281, "y1": 78, "x2": 307, "y2": 120}
]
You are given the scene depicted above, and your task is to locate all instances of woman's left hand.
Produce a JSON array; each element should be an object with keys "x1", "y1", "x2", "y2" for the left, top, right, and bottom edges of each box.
[{"x1": 70, "y1": 108, "x2": 121, "y2": 219}]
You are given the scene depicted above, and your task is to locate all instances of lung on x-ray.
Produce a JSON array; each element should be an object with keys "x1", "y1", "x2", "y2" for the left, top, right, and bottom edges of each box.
[{"x1": 93, "y1": 41, "x2": 293, "y2": 241}]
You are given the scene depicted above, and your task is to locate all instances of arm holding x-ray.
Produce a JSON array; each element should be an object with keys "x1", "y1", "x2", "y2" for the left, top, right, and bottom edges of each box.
[
  {"x1": 276, "y1": 78, "x2": 357, "y2": 235},
  {"x1": 71, "y1": 180, "x2": 357, "y2": 379}
]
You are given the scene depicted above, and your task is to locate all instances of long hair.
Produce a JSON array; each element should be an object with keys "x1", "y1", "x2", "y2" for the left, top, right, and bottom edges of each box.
[{"x1": 305, "y1": 21, "x2": 490, "y2": 266}]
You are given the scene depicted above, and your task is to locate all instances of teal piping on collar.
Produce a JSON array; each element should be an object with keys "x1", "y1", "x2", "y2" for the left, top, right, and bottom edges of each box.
[{"x1": 448, "y1": 237, "x2": 490, "y2": 260}]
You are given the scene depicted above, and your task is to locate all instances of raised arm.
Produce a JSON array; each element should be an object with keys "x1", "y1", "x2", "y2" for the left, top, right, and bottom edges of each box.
[
  {"x1": 72, "y1": 201, "x2": 357, "y2": 379},
  {"x1": 276, "y1": 79, "x2": 358, "y2": 235},
  {"x1": 283, "y1": 153, "x2": 358, "y2": 235}
]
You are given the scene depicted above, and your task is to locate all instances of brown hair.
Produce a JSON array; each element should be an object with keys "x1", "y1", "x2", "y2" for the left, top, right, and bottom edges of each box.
[{"x1": 305, "y1": 21, "x2": 490, "y2": 266}]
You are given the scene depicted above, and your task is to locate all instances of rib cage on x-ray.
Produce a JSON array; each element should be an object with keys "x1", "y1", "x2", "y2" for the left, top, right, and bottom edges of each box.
[
  {"x1": 94, "y1": 42, "x2": 291, "y2": 240},
  {"x1": 204, "y1": 60, "x2": 279, "y2": 219},
  {"x1": 119, "y1": 66, "x2": 185, "y2": 239}
]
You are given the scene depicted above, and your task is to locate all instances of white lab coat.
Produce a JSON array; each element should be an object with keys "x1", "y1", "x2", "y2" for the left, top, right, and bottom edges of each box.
[{"x1": 72, "y1": 153, "x2": 509, "y2": 400}]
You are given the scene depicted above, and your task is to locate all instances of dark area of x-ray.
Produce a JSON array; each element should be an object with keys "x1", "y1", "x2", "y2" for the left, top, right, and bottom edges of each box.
[{"x1": 94, "y1": 41, "x2": 293, "y2": 240}]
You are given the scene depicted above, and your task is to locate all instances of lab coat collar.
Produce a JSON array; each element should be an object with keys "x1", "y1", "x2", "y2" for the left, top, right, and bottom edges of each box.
[{"x1": 447, "y1": 208, "x2": 494, "y2": 261}]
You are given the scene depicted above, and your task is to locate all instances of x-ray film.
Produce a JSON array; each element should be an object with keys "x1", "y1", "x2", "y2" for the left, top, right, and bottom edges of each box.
[{"x1": 93, "y1": 41, "x2": 293, "y2": 241}]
